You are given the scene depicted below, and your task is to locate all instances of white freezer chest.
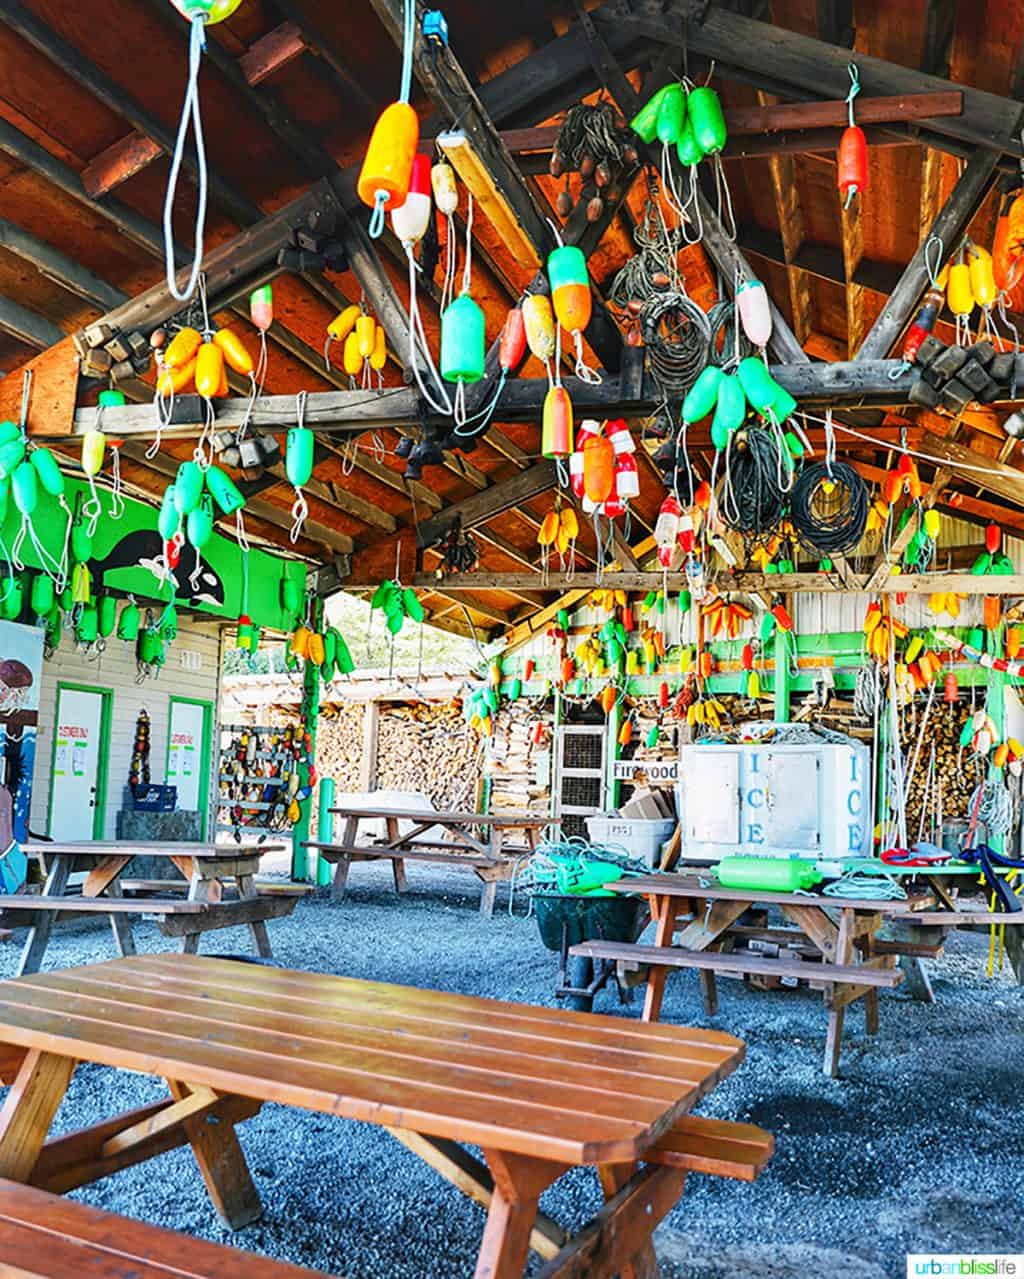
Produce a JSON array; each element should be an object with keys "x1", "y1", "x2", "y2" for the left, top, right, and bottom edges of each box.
[{"x1": 676, "y1": 740, "x2": 871, "y2": 861}]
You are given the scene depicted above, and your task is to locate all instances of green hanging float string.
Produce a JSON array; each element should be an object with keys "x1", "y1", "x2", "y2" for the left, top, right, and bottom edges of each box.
[
  {"x1": 369, "y1": 0, "x2": 416, "y2": 238},
  {"x1": 164, "y1": 12, "x2": 209, "y2": 301},
  {"x1": 289, "y1": 390, "x2": 310, "y2": 543},
  {"x1": 843, "y1": 63, "x2": 861, "y2": 210}
]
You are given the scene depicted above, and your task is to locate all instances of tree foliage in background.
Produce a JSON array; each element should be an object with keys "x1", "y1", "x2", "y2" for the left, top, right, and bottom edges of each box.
[{"x1": 223, "y1": 591, "x2": 482, "y2": 677}]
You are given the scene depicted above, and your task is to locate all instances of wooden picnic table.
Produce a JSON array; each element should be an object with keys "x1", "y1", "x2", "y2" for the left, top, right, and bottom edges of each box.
[
  {"x1": 571, "y1": 872, "x2": 938, "y2": 1077},
  {"x1": 12, "y1": 841, "x2": 293, "y2": 975},
  {"x1": 308, "y1": 805, "x2": 550, "y2": 915},
  {"x1": 0, "y1": 953, "x2": 769, "y2": 1279}
]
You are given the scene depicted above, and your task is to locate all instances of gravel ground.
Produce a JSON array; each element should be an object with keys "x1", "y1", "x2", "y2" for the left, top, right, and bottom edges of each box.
[{"x1": 3, "y1": 862, "x2": 1023, "y2": 1278}]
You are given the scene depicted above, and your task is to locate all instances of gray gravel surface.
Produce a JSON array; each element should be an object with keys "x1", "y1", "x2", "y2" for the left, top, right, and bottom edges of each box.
[{"x1": 2, "y1": 861, "x2": 1022, "y2": 1278}]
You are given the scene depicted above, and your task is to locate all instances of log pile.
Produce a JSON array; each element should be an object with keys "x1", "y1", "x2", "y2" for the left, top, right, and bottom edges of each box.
[
  {"x1": 315, "y1": 702, "x2": 366, "y2": 793},
  {"x1": 899, "y1": 699, "x2": 977, "y2": 837},
  {"x1": 486, "y1": 702, "x2": 555, "y2": 815},
  {"x1": 374, "y1": 701, "x2": 484, "y2": 810}
]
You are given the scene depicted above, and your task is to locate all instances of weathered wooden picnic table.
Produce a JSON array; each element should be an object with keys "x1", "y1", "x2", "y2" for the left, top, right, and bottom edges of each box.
[
  {"x1": 0, "y1": 953, "x2": 771, "y2": 1279},
  {"x1": 571, "y1": 872, "x2": 938, "y2": 1077},
  {"x1": 10, "y1": 841, "x2": 293, "y2": 975},
  {"x1": 306, "y1": 805, "x2": 549, "y2": 915}
]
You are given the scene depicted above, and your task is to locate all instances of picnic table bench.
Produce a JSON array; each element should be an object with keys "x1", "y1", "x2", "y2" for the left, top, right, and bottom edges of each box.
[
  {"x1": 10, "y1": 842, "x2": 293, "y2": 975},
  {"x1": 571, "y1": 872, "x2": 938, "y2": 1077},
  {"x1": 0, "y1": 953, "x2": 771, "y2": 1279},
  {"x1": 306, "y1": 805, "x2": 549, "y2": 915},
  {"x1": 0, "y1": 1176, "x2": 335, "y2": 1279}
]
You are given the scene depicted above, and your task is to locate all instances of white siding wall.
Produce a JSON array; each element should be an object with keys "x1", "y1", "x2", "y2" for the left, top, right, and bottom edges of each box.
[{"x1": 31, "y1": 620, "x2": 224, "y2": 840}]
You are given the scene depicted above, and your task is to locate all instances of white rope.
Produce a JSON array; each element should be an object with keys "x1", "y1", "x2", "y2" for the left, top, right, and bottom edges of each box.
[{"x1": 163, "y1": 14, "x2": 209, "y2": 302}]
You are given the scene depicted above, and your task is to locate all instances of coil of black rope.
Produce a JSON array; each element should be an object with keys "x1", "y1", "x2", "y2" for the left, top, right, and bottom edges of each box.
[
  {"x1": 640, "y1": 291, "x2": 711, "y2": 399},
  {"x1": 790, "y1": 460, "x2": 869, "y2": 557},
  {"x1": 720, "y1": 427, "x2": 788, "y2": 537}
]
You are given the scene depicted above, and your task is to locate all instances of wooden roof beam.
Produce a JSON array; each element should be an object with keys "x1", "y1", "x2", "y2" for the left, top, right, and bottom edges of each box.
[
  {"x1": 70, "y1": 355, "x2": 1024, "y2": 443},
  {"x1": 80, "y1": 22, "x2": 309, "y2": 199},
  {"x1": 0, "y1": 296, "x2": 64, "y2": 351},
  {"x1": 857, "y1": 148, "x2": 1006, "y2": 361},
  {"x1": 366, "y1": 0, "x2": 624, "y2": 375},
  {"x1": 757, "y1": 93, "x2": 813, "y2": 347},
  {"x1": 611, "y1": 3, "x2": 1024, "y2": 162}
]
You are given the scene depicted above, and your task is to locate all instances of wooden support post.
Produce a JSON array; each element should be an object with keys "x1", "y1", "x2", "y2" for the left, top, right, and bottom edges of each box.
[
  {"x1": 774, "y1": 602, "x2": 792, "y2": 723},
  {"x1": 291, "y1": 599, "x2": 322, "y2": 884}
]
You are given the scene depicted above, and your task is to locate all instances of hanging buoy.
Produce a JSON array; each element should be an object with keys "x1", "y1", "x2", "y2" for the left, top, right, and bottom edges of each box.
[
  {"x1": 213, "y1": 328, "x2": 255, "y2": 376},
  {"x1": 499, "y1": 305, "x2": 527, "y2": 373},
  {"x1": 195, "y1": 341, "x2": 224, "y2": 398},
  {"x1": 250, "y1": 284, "x2": 273, "y2": 331},
  {"x1": 286, "y1": 427, "x2": 315, "y2": 489},
  {"x1": 687, "y1": 87, "x2": 727, "y2": 155},
  {"x1": 968, "y1": 244, "x2": 998, "y2": 308},
  {"x1": 614, "y1": 450, "x2": 640, "y2": 501},
  {"x1": 431, "y1": 159, "x2": 458, "y2": 214},
  {"x1": 440, "y1": 294, "x2": 486, "y2": 383},
  {"x1": 583, "y1": 431, "x2": 615, "y2": 504},
  {"x1": 30, "y1": 573, "x2": 54, "y2": 618},
  {"x1": 187, "y1": 495, "x2": 214, "y2": 548},
  {"x1": 837, "y1": 126, "x2": 867, "y2": 203},
  {"x1": 29, "y1": 448, "x2": 64, "y2": 497},
  {"x1": 205, "y1": 465, "x2": 245, "y2": 515},
  {"x1": 736, "y1": 356, "x2": 779, "y2": 415},
  {"x1": 630, "y1": 84, "x2": 674, "y2": 144},
  {"x1": 548, "y1": 244, "x2": 598, "y2": 382},
  {"x1": 342, "y1": 331, "x2": 363, "y2": 377},
  {"x1": 655, "y1": 83, "x2": 686, "y2": 145},
  {"x1": 174, "y1": 460, "x2": 203, "y2": 515},
  {"x1": 542, "y1": 385, "x2": 573, "y2": 458},
  {"x1": 523, "y1": 293, "x2": 556, "y2": 371},
  {"x1": 358, "y1": 101, "x2": 419, "y2": 222},
  {"x1": 655, "y1": 496, "x2": 681, "y2": 568},
  {"x1": 392, "y1": 152, "x2": 432, "y2": 244},
  {"x1": 737, "y1": 279, "x2": 772, "y2": 348},
  {"x1": 81, "y1": 430, "x2": 105, "y2": 478},
  {"x1": 947, "y1": 261, "x2": 974, "y2": 316},
  {"x1": 682, "y1": 365, "x2": 723, "y2": 424},
  {"x1": 711, "y1": 372, "x2": 746, "y2": 449},
  {"x1": 11, "y1": 461, "x2": 37, "y2": 516},
  {"x1": 676, "y1": 121, "x2": 702, "y2": 168}
]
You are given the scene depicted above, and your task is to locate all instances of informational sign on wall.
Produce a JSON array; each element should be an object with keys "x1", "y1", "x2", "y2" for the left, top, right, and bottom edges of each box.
[
  {"x1": 613, "y1": 759, "x2": 679, "y2": 783},
  {"x1": 167, "y1": 700, "x2": 208, "y2": 814}
]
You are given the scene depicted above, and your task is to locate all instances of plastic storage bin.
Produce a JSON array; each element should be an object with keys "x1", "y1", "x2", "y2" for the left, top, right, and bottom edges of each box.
[{"x1": 585, "y1": 814, "x2": 675, "y2": 867}]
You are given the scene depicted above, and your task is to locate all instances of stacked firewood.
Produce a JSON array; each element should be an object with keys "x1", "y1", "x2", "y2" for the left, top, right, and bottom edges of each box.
[
  {"x1": 486, "y1": 704, "x2": 555, "y2": 815},
  {"x1": 374, "y1": 702, "x2": 483, "y2": 810},
  {"x1": 898, "y1": 700, "x2": 978, "y2": 837}
]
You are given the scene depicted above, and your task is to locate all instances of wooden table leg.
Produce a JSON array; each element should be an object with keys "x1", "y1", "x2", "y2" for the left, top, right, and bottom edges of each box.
[
  {"x1": 167, "y1": 1081, "x2": 262, "y2": 1230},
  {"x1": 386, "y1": 1129, "x2": 566, "y2": 1261},
  {"x1": 0, "y1": 1050, "x2": 76, "y2": 1181},
  {"x1": 598, "y1": 1162, "x2": 666, "y2": 1279},
  {"x1": 475, "y1": 1150, "x2": 564, "y2": 1279},
  {"x1": 385, "y1": 817, "x2": 407, "y2": 895},
  {"x1": 180, "y1": 876, "x2": 214, "y2": 955},
  {"x1": 642, "y1": 896, "x2": 679, "y2": 1022},
  {"x1": 105, "y1": 879, "x2": 137, "y2": 958},
  {"x1": 823, "y1": 908, "x2": 856, "y2": 1077},
  {"x1": 862, "y1": 933, "x2": 880, "y2": 1036},
  {"x1": 899, "y1": 955, "x2": 936, "y2": 1003},
  {"x1": 237, "y1": 873, "x2": 272, "y2": 960},
  {"x1": 698, "y1": 969, "x2": 718, "y2": 1017},
  {"x1": 17, "y1": 856, "x2": 72, "y2": 977}
]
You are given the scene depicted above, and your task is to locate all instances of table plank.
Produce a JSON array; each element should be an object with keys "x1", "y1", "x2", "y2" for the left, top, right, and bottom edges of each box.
[
  {"x1": 23, "y1": 843, "x2": 284, "y2": 860},
  {"x1": 57, "y1": 965, "x2": 717, "y2": 1102},
  {"x1": 0, "y1": 1177, "x2": 327, "y2": 1278},
  {"x1": 606, "y1": 874, "x2": 935, "y2": 913},
  {"x1": 0, "y1": 956, "x2": 743, "y2": 1166},
  {"x1": 328, "y1": 809, "x2": 547, "y2": 827}
]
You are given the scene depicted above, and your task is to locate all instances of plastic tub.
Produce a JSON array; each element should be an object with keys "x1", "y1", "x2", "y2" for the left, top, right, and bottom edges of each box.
[{"x1": 585, "y1": 815, "x2": 675, "y2": 868}]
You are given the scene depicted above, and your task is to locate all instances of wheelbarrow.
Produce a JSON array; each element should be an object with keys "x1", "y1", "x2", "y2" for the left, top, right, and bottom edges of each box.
[{"x1": 532, "y1": 891, "x2": 645, "y2": 1012}]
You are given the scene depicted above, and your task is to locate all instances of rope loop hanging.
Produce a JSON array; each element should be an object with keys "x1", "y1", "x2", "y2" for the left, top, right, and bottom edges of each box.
[{"x1": 164, "y1": 13, "x2": 209, "y2": 302}]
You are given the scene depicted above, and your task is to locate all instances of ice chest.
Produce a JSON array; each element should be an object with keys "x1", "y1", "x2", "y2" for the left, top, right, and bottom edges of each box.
[{"x1": 676, "y1": 739, "x2": 870, "y2": 861}]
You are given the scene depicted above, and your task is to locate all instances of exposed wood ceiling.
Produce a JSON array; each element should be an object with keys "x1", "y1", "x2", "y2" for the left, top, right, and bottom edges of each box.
[{"x1": 0, "y1": 0, "x2": 1023, "y2": 641}]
